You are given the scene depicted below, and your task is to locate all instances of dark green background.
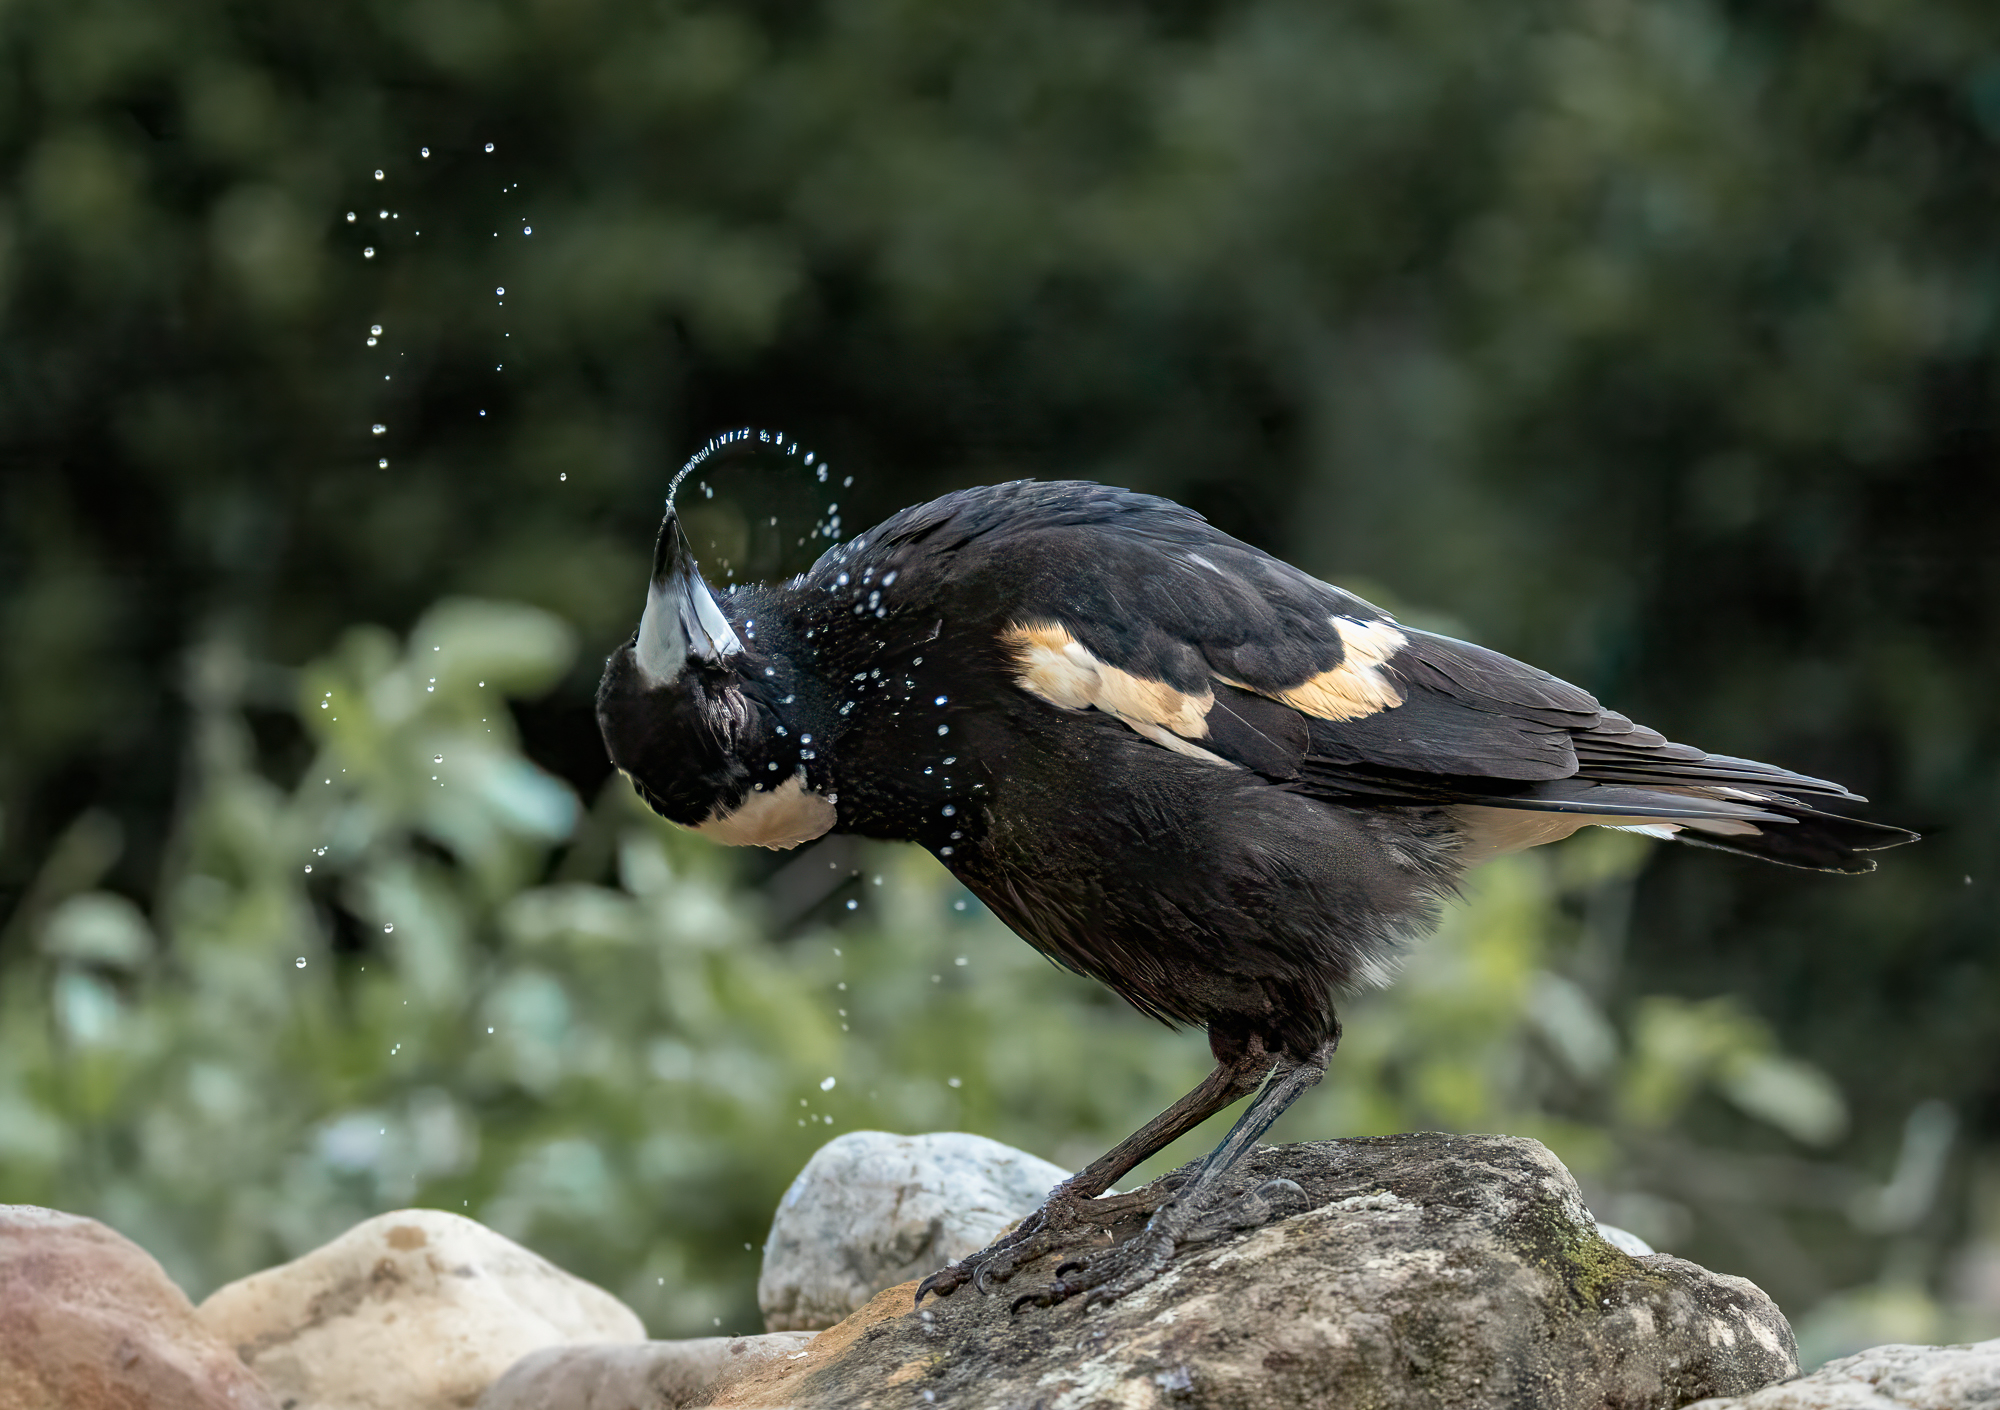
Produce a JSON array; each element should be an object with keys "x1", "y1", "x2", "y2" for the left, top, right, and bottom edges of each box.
[{"x1": 2, "y1": 0, "x2": 1995, "y2": 1351}]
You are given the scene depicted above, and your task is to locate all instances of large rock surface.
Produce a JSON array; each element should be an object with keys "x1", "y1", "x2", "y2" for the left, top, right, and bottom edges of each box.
[
  {"x1": 474, "y1": 1333, "x2": 819, "y2": 1409},
  {"x1": 197, "y1": 1207, "x2": 645, "y2": 1410},
  {"x1": 1687, "y1": 1337, "x2": 2000, "y2": 1409},
  {"x1": 0, "y1": 1204, "x2": 276, "y2": 1410},
  {"x1": 759, "y1": 1130, "x2": 1068, "y2": 1332},
  {"x1": 708, "y1": 1134, "x2": 1799, "y2": 1410}
]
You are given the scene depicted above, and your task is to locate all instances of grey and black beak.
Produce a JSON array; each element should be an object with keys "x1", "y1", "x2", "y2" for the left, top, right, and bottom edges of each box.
[{"x1": 634, "y1": 512, "x2": 743, "y2": 684}]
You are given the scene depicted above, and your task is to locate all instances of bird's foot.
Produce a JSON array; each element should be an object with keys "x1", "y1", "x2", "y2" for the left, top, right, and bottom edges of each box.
[
  {"x1": 913, "y1": 1180, "x2": 1171, "y2": 1306},
  {"x1": 1009, "y1": 1177, "x2": 1313, "y2": 1313}
]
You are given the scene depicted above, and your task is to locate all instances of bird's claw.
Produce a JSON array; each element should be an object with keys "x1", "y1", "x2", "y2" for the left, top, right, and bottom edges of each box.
[
  {"x1": 915, "y1": 1180, "x2": 1167, "y2": 1310},
  {"x1": 1006, "y1": 1176, "x2": 1319, "y2": 1313}
]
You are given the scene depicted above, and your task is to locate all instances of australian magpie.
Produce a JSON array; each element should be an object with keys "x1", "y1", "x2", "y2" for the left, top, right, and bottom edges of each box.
[{"x1": 595, "y1": 478, "x2": 1915, "y2": 1311}]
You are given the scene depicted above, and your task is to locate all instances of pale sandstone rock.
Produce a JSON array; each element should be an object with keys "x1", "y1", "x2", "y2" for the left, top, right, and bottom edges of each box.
[
  {"x1": 475, "y1": 1333, "x2": 818, "y2": 1409},
  {"x1": 758, "y1": 1130, "x2": 1067, "y2": 1332},
  {"x1": 711, "y1": 1134, "x2": 1800, "y2": 1410},
  {"x1": 197, "y1": 1207, "x2": 644, "y2": 1410},
  {"x1": 1686, "y1": 1337, "x2": 2000, "y2": 1409},
  {"x1": 0, "y1": 1204, "x2": 275, "y2": 1410}
]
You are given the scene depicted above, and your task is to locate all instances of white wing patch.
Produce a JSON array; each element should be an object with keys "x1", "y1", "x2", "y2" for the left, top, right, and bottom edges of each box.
[
  {"x1": 1004, "y1": 622, "x2": 1236, "y2": 768},
  {"x1": 694, "y1": 773, "x2": 837, "y2": 850}
]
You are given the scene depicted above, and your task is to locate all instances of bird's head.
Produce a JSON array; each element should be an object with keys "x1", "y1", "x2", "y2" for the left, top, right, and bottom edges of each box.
[{"x1": 597, "y1": 511, "x2": 835, "y2": 849}]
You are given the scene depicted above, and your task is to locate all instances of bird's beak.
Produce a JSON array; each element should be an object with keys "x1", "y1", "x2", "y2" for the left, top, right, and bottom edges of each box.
[{"x1": 634, "y1": 511, "x2": 743, "y2": 684}]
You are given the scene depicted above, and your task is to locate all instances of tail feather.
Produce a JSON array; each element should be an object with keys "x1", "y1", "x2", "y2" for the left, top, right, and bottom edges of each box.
[{"x1": 1467, "y1": 777, "x2": 1917, "y2": 873}]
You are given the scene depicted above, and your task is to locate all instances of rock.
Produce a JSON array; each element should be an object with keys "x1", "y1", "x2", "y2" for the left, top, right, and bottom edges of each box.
[
  {"x1": 0, "y1": 1204, "x2": 276, "y2": 1410},
  {"x1": 711, "y1": 1134, "x2": 1799, "y2": 1410},
  {"x1": 196, "y1": 1207, "x2": 645, "y2": 1410},
  {"x1": 474, "y1": 1333, "x2": 819, "y2": 1409},
  {"x1": 758, "y1": 1130, "x2": 1068, "y2": 1332},
  {"x1": 1685, "y1": 1337, "x2": 2000, "y2": 1408}
]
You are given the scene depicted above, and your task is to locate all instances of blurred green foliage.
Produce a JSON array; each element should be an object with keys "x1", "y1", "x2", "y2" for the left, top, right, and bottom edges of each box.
[{"x1": 1, "y1": 0, "x2": 1996, "y2": 1362}]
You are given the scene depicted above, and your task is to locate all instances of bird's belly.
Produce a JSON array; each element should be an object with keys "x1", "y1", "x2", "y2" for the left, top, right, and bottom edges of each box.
[{"x1": 948, "y1": 745, "x2": 1456, "y2": 1047}]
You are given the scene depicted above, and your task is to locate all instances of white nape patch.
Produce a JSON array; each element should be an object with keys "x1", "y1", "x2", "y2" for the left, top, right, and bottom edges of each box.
[
  {"x1": 1003, "y1": 622, "x2": 1235, "y2": 768},
  {"x1": 1449, "y1": 805, "x2": 1763, "y2": 869},
  {"x1": 694, "y1": 774, "x2": 835, "y2": 850},
  {"x1": 1267, "y1": 616, "x2": 1408, "y2": 722},
  {"x1": 635, "y1": 578, "x2": 688, "y2": 685}
]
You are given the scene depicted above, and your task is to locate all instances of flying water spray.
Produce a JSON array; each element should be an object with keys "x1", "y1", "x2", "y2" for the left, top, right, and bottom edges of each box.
[{"x1": 665, "y1": 427, "x2": 854, "y2": 588}]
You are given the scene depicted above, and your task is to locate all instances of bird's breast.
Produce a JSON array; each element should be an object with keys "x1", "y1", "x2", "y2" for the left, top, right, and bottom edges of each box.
[{"x1": 693, "y1": 773, "x2": 837, "y2": 850}]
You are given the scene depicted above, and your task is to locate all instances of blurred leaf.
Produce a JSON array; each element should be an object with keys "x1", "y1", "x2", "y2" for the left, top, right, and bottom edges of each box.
[{"x1": 39, "y1": 891, "x2": 154, "y2": 970}]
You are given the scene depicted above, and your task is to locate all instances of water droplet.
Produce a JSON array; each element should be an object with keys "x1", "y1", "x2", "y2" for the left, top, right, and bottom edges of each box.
[
  {"x1": 420, "y1": 146, "x2": 430, "y2": 157},
  {"x1": 941, "y1": 805, "x2": 956, "y2": 817},
  {"x1": 320, "y1": 700, "x2": 329, "y2": 709},
  {"x1": 345, "y1": 211, "x2": 356, "y2": 222},
  {"x1": 495, "y1": 286, "x2": 505, "y2": 295},
  {"x1": 384, "y1": 923, "x2": 395, "y2": 933},
  {"x1": 934, "y1": 695, "x2": 948, "y2": 706},
  {"x1": 378, "y1": 209, "x2": 388, "y2": 219},
  {"x1": 363, "y1": 247, "x2": 375, "y2": 258},
  {"x1": 954, "y1": 900, "x2": 968, "y2": 911},
  {"x1": 295, "y1": 957, "x2": 307, "y2": 968},
  {"x1": 484, "y1": 142, "x2": 495, "y2": 152},
  {"x1": 940, "y1": 846, "x2": 954, "y2": 856},
  {"x1": 433, "y1": 754, "x2": 443, "y2": 764},
  {"x1": 370, "y1": 324, "x2": 383, "y2": 335},
  {"x1": 366, "y1": 336, "x2": 378, "y2": 346},
  {"x1": 820, "y1": 1076, "x2": 836, "y2": 1091},
  {"x1": 937, "y1": 725, "x2": 950, "y2": 736},
  {"x1": 374, "y1": 169, "x2": 385, "y2": 179},
  {"x1": 845, "y1": 899, "x2": 858, "y2": 911},
  {"x1": 947, "y1": 1077, "x2": 962, "y2": 1089},
  {"x1": 843, "y1": 475, "x2": 853, "y2": 487},
  {"x1": 559, "y1": 473, "x2": 567, "y2": 481},
  {"x1": 523, "y1": 225, "x2": 532, "y2": 235},
  {"x1": 303, "y1": 864, "x2": 312, "y2": 873}
]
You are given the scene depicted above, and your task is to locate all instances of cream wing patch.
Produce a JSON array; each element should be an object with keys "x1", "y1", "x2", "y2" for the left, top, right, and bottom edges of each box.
[
  {"x1": 1273, "y1": 617, "x2": 1408, "y2": 722},
  {"x1": 694, "y1": 773, "x2": 837, "y2": 850},
  {"x1": 1004, "y1": 622, "x2": 1233, "y2": 767}
]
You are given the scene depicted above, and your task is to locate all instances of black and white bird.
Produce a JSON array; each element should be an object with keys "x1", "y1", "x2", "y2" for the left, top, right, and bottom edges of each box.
[{"x1": 596, "y1": 478, "x2": 1914, "y2": 1310}]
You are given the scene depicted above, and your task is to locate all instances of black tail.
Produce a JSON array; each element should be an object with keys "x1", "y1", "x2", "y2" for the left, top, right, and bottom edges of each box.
[{"x1": 1659, "y1": 798, "x2": 1918, "y2": 873}]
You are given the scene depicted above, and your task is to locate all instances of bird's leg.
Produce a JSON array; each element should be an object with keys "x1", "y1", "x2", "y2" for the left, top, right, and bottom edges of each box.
[
  {"x1": 1010, "y1": 1026, "x2": 1340, "y2": 1313},
  {"x1": 913, "y1": 1036, "x2": 1274, "y2": 1305}
]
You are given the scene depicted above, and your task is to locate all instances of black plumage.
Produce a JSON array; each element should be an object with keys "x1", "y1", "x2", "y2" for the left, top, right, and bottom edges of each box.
[{"x1": 596, "y1": 479, "x2": 1916, "y2": 1309}]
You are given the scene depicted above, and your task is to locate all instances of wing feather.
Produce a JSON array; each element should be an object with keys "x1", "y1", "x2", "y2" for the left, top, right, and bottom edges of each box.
[{"x1": 943, "y1": 481, "x2": 1912, "y2": 872}]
